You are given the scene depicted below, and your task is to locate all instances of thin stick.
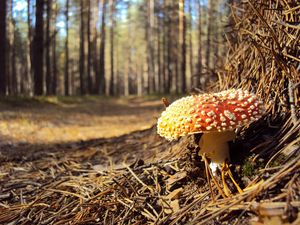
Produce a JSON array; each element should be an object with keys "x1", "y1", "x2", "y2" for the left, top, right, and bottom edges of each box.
[
  {"x1": 161, "y1": 97, "x2": 170, "y2": 107},
  {"x1": 125, "y1": 164, "x2": 154, "y2": 194},
  {"x1": 288, "y1": 80, "x2": 298, "y2": 125},
  {"x1": 202, "y1": 154, "x2": 215, "y2": 202}
]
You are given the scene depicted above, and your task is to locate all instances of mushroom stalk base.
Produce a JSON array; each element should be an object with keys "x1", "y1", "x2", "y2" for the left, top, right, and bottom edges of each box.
[
  {"x1": 198, "y1": 130, "x2": 236, "y2": 163},
  {"x1": 199, "y1": 130, "x2": 243, "y2": 197}
]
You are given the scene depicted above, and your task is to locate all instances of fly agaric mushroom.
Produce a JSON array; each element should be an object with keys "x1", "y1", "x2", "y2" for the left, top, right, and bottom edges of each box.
[{"x1": 157, "y1": 89, "x2": 265, "y2": 196}]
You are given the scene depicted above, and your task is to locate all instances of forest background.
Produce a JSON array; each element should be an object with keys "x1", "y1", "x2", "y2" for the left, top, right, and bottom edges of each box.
[{"x1": 0, "y1": 0, "x2": 230, "y2": 97}]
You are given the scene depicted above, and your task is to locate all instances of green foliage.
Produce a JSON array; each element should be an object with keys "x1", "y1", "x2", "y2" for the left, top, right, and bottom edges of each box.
[{"x1": 242, "y1": 159, "x2": 255, "y2": 177}]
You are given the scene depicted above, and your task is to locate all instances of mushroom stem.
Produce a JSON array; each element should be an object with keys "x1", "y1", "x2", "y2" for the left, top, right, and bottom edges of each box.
[
  {"x1": 198, "y1": 130, "x2": 236, "y2": 164},
  {"x1": 199, "y1": 130, "x2": 237, "y2": 197}
]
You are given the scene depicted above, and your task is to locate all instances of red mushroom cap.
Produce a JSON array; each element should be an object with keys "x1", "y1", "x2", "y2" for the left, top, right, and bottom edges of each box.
[{"x1": 157, "y1": 89, "x2": 265, "y2": 140}]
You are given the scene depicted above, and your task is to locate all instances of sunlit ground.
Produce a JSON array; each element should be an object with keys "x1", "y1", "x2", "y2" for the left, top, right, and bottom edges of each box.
[{"x1": 0, "y1": 96, "x2": 163, "y2": 144}]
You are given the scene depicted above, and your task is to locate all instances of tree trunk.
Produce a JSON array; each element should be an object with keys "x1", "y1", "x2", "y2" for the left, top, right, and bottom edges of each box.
[
  {"x1": 51, "y1": 1, "x2": 57, "y2": 95},
  {"x1": 146, "y1": 0, "x2": 155, "y2": 94},
  {"x1": 87, "y1": 0, "x2": 92, "y2": 94},
  {"x1": 206, "y1": 0, "x2": 212, "y2": 70},
  {"x1": 6, "y1": 0, "x2": 16, "y2": 95},
  {"x1": 91, "y1": 3, "x2": 99, "y2": 94},
  {"x1": 33, "y1": 0, "x2": 44, "y2": 95},
  {"x1": 79, "y1": 0, "x2": 86, "y2": 95},
  {"x1": 11, "y1": 17, "x2": 17, "y2": 95},
  {"x1": 164, "y1": 0, "x2": 172, "y2": 93},
  {"x1": 0, "y1": 0, "x2": 7, "y2": 95},
  {"x1": 124, "y1": 3, "x2": 132, "y2": 96},
  {"x1": 188, "y1": 0, "x2": 193, "y2": 89},
  {"x1": 213, "y1": 1, "x2": 219, "y2": 69},
  {"x1": 157, "y1": 14, "x2": 162, "y2": 93},
  {"x1": 196, "y1": 0, "x2": 202, "y2": 88},
  {"x1": 171, "y1": 1, "x2": 179, "y2": 93},
  {"x1": 26, "y1": 0, "x2": 32, "y2": 95},
  {"x1": 162, "y1": 1, "x2": 167, "y2": 93},
  {"x1": 64, "y1": 0, "x2": 69, "y2": 96},
  {"x1": 179, "y1": 0, "x2": 186, "y2": 93},
  {"x1": 109, "y1": 0, "x2": 115, "y2": 96},
  {"x1": 7, "y1": 0, "x2": 17, "y2": 95},
  {"x1": 98, "y1": 0, "x2": 107, "y2": 95},
  {"x1": 46, "y1": 0, "x2": 52, "y2": 95}
]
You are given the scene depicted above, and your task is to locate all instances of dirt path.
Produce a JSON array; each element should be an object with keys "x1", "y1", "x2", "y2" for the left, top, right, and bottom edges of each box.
[
  {"x1": 0, "y1": 96, "x2": 179, "y2": 183},
  {"x1": 0, "y1": 97, "x2": 163, "y2": 145}
]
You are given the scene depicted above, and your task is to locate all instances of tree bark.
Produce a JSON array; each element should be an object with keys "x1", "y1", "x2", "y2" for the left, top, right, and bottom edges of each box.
[
  {"x1": 206, "y1": 0, "x2": 212, "y2": 70},
  {"x1": 179, "y1": 0, "x2": 186, "y2": 93},
  {"x1": 51, "y1": 1, "x2": 57, "y2": 95},
  {"x1": 64, "y1": 0, "x2": 69, "y2": 96},
  {"x1": 213, "y1": 0, "x2": 220, "y2": 69},
  {"x1": 124, "y1": 2, "x2": 131, "y2": 96},
  {"x1": 0, "y1": 0, "x2": 7, "y2": 95},
  {"x1": 109, "y1": 0, "x2": 115, "y2": 96},
  {"x1": 146, "y1": 0, "x2": 155, "y2": 93},
  {"x1": 8, "y1": 0, "x2": 17, "y2": 95},
  {"x1": 97, "y1": 0, "x2": 107, "y2": 95},
  {"x1": 92, "y1": 6, "x2": 98, "y2": 94},
  {"x1": 46, "y1": 0, "x2": 52, "y2": 95},
  {"x1": 11, "y1": 17, "x2": 17, "y2": 95},
  {"x1": 87, "y1": 0, "x2": 92, "y2": 94},
  {"x1": 79, "y1": 0, "x2": 86, "y2": 95},
  {"x1": 196, "y1": 0, "x2": 202, "y2": 88},
  {"x1": 26, "y1": 0, "x2": 32, "y2": 95},
  {"x1": 157, "y1": 12, "x2": 162, "y2": 93},
  {"x1": 188, "y1": 0, "x2": 193, "y2": 89},
  {"x1": 33, "y1": 0, "x2": 44, "y2": 95},
  {"x1": 164, "y1": 0, "x2": 172, "y2": 93}
]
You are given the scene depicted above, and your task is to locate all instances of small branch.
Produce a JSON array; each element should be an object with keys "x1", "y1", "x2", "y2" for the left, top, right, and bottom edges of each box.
[
  {"x1": 161, "y1": 97, "x2": 170, "y2": 107},
  {"x1": 288, "y1": 80, "x2": 298, "y2": 125}
]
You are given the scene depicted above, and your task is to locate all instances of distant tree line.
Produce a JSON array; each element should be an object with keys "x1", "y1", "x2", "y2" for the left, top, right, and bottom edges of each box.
[{"x1": 0, "y1": 0, "x2": 229, "y2": 96}]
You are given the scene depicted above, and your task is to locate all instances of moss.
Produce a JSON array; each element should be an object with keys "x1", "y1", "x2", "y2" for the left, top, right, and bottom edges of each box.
[{"x1": 242, "y1": 159, "x2": 255, "y2": 177}]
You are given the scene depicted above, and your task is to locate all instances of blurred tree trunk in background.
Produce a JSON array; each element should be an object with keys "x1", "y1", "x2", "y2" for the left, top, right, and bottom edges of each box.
[
  {"x1": 109, "y1": 0, "x2": 115, "y2": 96},
  {"x1": 196, "y1": 0, "x2": 202, "y2": 88},
  {"x1": 0, "y1": 0, "x2": 7, "y2": 95},
  {"x1": 8, "y1": 0, "x2": 17, "y2": 95},
  {"x1": 146, "y1": 0, "x2": 155, "y2": 94},
  {"x1": 64, "y1": 0, "x2": 69, "y2": 96},
  {"x1": 79, "y1": 0, "x2": 86, "y2": 95},
  {"x1": 97, "y1": 0, "x2": 107, "y2": 95},
  {"x1": 179, "y1": 0, "x2": 186, "y2": 93},
  {"x1": 25, "y1": 0, "x2": 32, "y2": 95},
  {"x1": 172, "y1": 1, "x2": 179, "y2": 94},
  {"x1": 87, "y1": 0, "x2": 92, "y2": 94},
  {"x1": 33, "y1": 0, "x2": 44, "y2": 95},
  {"x1": 188, "y1": 0, "x2": 194, "y2": 88},
  {"x1": 156, "y1": 3, "x2": 162, "y2": 93},
  {"x1": 51, "y1": 1, "x2": 57, "y2": 95},
  {"x1": 164, "y1": 0, "x2": 171, "y2": 93},
  {"x1": 46, "y1": 0, "x2": 52, "y2": 95},
  {"x1": 92, "y1": 1, "x2": 99, "y2": 94},
  {"x1": 213, "y1": 5, "x2": 219, "y2": 70},
  {"x1": 5, "y1": 0, "x2": 16, "y2": 95},
  {"x1": 124, "y1": 3, "x2": 131, "y2": 97},
  {"x1": 206, "y1": 0, "x2": 212, "y2": 70}
]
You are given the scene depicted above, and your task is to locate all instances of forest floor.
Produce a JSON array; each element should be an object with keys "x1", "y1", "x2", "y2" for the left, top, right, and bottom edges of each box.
[
  {"x1": 0, "y1": 96, "x2": 299, "y2": 224},
  {"x1": 0, "y1": 96, "x2": 172, "y2": 164},
  {"x1": 0, "y1": 96, "x2": 164, "y2": 144}
]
